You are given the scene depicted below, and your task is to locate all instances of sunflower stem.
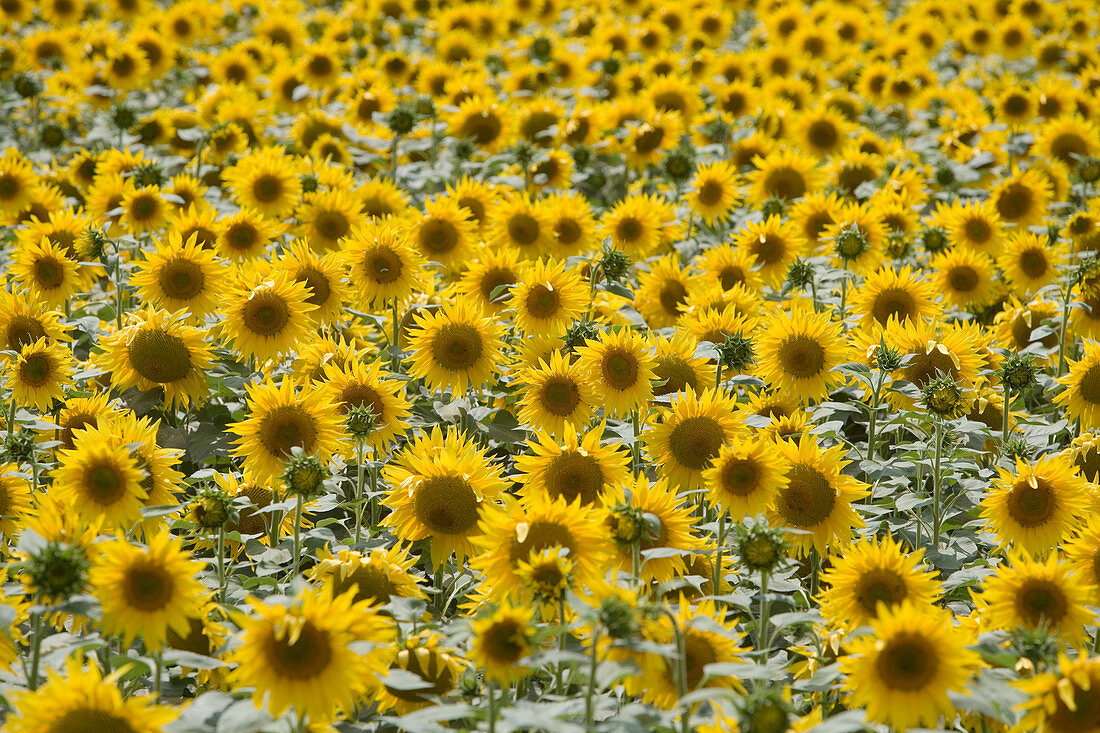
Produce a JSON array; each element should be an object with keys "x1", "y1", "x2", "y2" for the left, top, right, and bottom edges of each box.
[
  {"x1": 354, "y1": 438, "x2": 365, "y2": 544},
  {"x1": 758, "y1": 571, "x2": 771, "y2": 651},
  {"x1": 714, "y1": 354, "x2": 723, "y2": 394},
  {"x1": 712, "y1": 510, "x2": 726, "y2": 600},
  {"x1": 809, "y1": 548, "x2": 820, "y2": 599},
  {"x1": 391, "y1": 299, "x2": 402, "y2": 373},
  {"x1": 6, "y1": 391, "x2": 15, "y2": 439},
  {"x1": 584, "y1": 627, "x2": 601, "y2": 730},
  {"x1": 114, "y1": 244, "x2": 125, "y2": 332},
  {"x1": 291, "y1": 493, "x2": 303, "y2": 578},
  {"x1": 487, "y1": 680, "x2": 498, "y2": 733},
  {"x1": 1001, "y1": 379, "x2": 1011, "y2": 451},
  {"x1": 631, "y1": 410, "x2": 641, "y2": 474},
  {"x1": 153, "y1": 649, "x2": 163, "y2": 701},
  {"x1": 866, "y1": 369, "x2": 884, "y2": 464},
  {"x1": 390, "y1": 134, "x2": 400, "y2": 181},
  {"x1": 267, "y1": 485, "x2": 281, "y2": 548},
  {"x1": 25, "y1": 609, "x2": 42, "y2": 690},
  {"x1": 932, "y1": 419, "x2": 944, "y2": 549},
  {"x1": 557, "y1": 594, "x2": 567, "y2": 695},
  {"x1": 216, "y1": 524, "x2": 226, "y2": 605},
  {"x1": 1057, "y1": 274, "x2": 1074, "y2": 378}
]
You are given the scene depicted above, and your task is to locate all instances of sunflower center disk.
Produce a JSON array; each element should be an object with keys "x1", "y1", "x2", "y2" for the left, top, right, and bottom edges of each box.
[
  {"x1": 777, "y1": 334, "x2": 826, "y2": 380},
  {"x1": 123, "y1": 564, "x2": 173, "y2": 611},
  {"x1": 413, "y1": 475, "x2": 479, "y2": 534},
  {"x1": 266, "y1": 621, "x2": 333, "y2": 680},
  {"x1": 508, "y1": 521, "x2": 575, "y2": 564},
  {"x1": 259, "y1": 405, "x2": 318, "y2": 457},
  {"x1": 1007, "y1": 479, "x2": 1056, "y2": 527},
  {"x1": 1080, "y1": 365, "x2": 1100, "y2": 405},
  {"x1": 335, "y1": 565, "x2": 394, "y2": 605},
  {"x1": 243, "y1": 291, "x2": 291, "y2": 336},
  {"x1": 545, "y1": 451, "x2": 603, "y2": 505},
  {"x1": 854, "y1": 569, "x2": 907, "y2": 615},
  {"x1": 430, "y1": 323, "x2": 483, "y2": 372},
  {"x1": 539, "y1": 377, "x2": 580, "y2": 416},
  {"x1": 776, "y1": 464, "x2": 835, "y2": 527},
  {"x1": 722, "y1": 458, "x2": 758, "y2": 496},
  {"x1": 602, "y1": 349, "x2": 639, "y2": 390},
  {"x1": 1016, "y1": 580, "x2": 1068, "y2": 626},
  {"x1": 6, "y1": 315, "x2": 45, "y2": 351},
  {"x1": 668, "y1": 416, "x2": 725, "y2": 470},
  {"x1": 420, "y1": 220, "x2": 458, "y2": 256},
  {"x1": 369, "y1": 248, "x2": 403, "y2": 284},
  {"x1": 86, "y1": 463, "x2": 126, "y2": 505},
  {"x1": 160, "y1": 257, "x2": 204, "y2": 299},
  {"x1": 525, "y1": 285, "x2": 559, "y2": 319},
  {"x1": 128, "y1": 329, "x2": 192, "y2": 384},
  {"x1": 49, "y1": 709, "x2": 140, "y2": 733},
  {"x1": 875, "y1": 634, "x2": 938, "y2": 691},
  {"x1": 19, "y1": 353, "x2": 51, "y2": 387}
]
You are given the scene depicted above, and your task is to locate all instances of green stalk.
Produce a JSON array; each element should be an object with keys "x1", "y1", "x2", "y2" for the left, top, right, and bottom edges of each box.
[
  {"x1": 759, "y1": 572, "x2": 771, "y2": 651},
  {"x1": 354, "y1": 438, "x2": 365, "y2": 544},
  {"x1": 153, "y1": 649, "x2": 163, "y2": 701},
  {"x1": 291, "y1": 493, "x2": 303, "y2": 577},
  {"x1": 557, "y1": 594, "x2": 567, "y2": 695},
  {"x1": 391, "y1": 299, "x2": 402, "y2": 373},
  {"x1": 932, "y1": 419, "x2": 944, "y2": 548},
  {"x1": 1001, "y1": 380, "x2": 1011, "y2": 450},
  {"x1": 216, "y1": 525, "x2": 226, "y2": 605},
  {"x1": 584, "y1": 627, "x2": 601, "y2": 730},
  {"x1": 712, "y1": 509, "x2": 726, "y2": 598},
  {"x1": 26, "y1": 610, "x2": 42, "y2": 690},
  {"x1": 487, "y1": 681, "x2": 498, "y2": 733}
]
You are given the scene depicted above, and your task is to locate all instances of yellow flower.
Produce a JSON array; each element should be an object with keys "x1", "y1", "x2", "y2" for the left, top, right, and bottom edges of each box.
[
  {"x1": 981, "y1": 453, "x2": 1089, "y2": 556},
  {"x1": 1056, "y1": 341, "x2": 1100, "y2": 430},
  {"x1": 644, "y1": 387, "x2": 741, "y2": 489},
  {"x1": 219, "y1": 271, "x2": 318, "y2": 362},
  {"x1": 6, "y1": 337, "x2": 73, "y2": 411},
  {"x1": 703, "y1": 436, "x2": 789, "y2": 522},
  {"x1": 574, "y1": 329, "x2": 656, "y2": 417},
  {"x1": 755, "y1": 305, "x2": 845, "y2": 404},
  {"x1": 514, "y1": 421, "x2": 630, "y2": 506},
  {"x1": 976, "y1": 553, "x2": 1095, "y2": 644},
  {"x1": 406, "y1": 301, "x2": 505, "y2": 395},
  {"x1": 470, "y1": 603, "x2": 537, "y2": 684}
]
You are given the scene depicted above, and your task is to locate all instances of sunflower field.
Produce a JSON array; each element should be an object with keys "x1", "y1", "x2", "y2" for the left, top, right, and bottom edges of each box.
[{"x1": 5, "y1": 0, "x2": 1100, "y2": 731}]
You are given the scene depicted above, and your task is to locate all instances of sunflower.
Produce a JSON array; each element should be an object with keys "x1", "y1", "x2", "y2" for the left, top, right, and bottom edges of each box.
[
  {"x1": 53, "y1": 392, "x2": 120, "y2": 450},
  {"x1": 634, "y1": 255, "x2": 702, "y2": 330},
  {"x1": 732, "y1": 215, "x2": 803, "y2": 288},
  {"x1": 219, "y1": 271, "x2": 318, "y2": 362},
  {"x1": 976, "y1": 553, "x2": 1095, "y2": 644},
  {"x1": 1055, "y1": 341, "x2": 1100, "y2": 430},
  {"x1": 819, "y1": 536, "x2": 941, "y2": 629},
  {"x1": 5, "y1": 658, "x2": 176, "y2": 733},
  {"x1": 0, "y1": 150, "x2": 38, "y2": 215},
  {"x1": 574, "y1": 329, "x2": 657, "y2": 417},
  {"x1": 749, "y1": 148, "x2": 824, "y2": 202},
  {"x1": 372, "y1": 631, "x2": 468, "y2": 714},
  {"x1": 651, "y1": 332, "x2": 717, "y2": 397},
  {"x1": 132, "y1": 232, "x2": 227, "y2": 319},
  {"x1": 513, "y1": 257, "x2": 588, "y2": 336},
  {"x1": 455, "y1": 247, "x2": 522, "y2": 315},
  {"x1": 1065, "y1": 516, "x2": 1100, "y2": 602},
  {"x1": 215, "y1": 208, "x2": 284, "y2": 261},
  {"x1": 687, "y1": 160, "x2": 741, "y2": 224},
  {"x1": 993, "y1": 297, "x2": 1060, "y2": 354},
  {"x1": 991, "y1": 168, "x2": 1052, "y2": 228},
  {"x1": 546, "y1": 191, "x2": 599, "y2": 256},
  {"x1": 229, "y1": 588, "x2": 393, "y2": 724},
  {"x1": 448, "y1": 98, "x2": 514, "y2": 152},
  {"x1": 99, "y1": 308, "x2": 213, "y2": 408},
  {"x1": 319, "y1": 359, "x2": 410, "y2": 452},
  {"x1": 51, "y1": 440, "x2": 147, "y2": 529},
  {"x1": 599, "y1": 195, "x2": 665, "y2": 257},
  {"x1": 930, "y1": 247, "x2": 1000, "y2": 309},
  {"x1": 222, "y1": 147, "x2": 303, "y2": 219},
  {"x1": 470, "y1": 603, "x2": 537, "y2": 684},
  {"x1": 702, "y1": 437, "x2": 789, "y2": 522},
  {"x1": 631, "y1": 596, "x2": 746, "y2": 710},
  {"x1": 344, "y1": 219, "x2": 426, "y2": 308},
  {"x1": 120, "y1": 185, "x2": 169, "y2": 235},
  {"x1": 998, "y1": 230, "x2": 1063, "y2": 296},
  {"x1": 601, "y1": 474, "x2": 699, "y2": 583},
  {"x1": 89, "y1": 531, "x2": 205, "y2": 651},
  {"x1": 839, "y1": 601, "x2": 978, "y2": 731},
  {"x1": 514, "y1": 349, "x2": 597, "y2": 434},
  {"x1": 229, "y1": 378, "x2": 343, "y2": 482},
  {"x1": 1018, "y1": 655, "x2": 1100, "y2": 733},
  {"x1": 472, "y1": 492, "x2": 609, "y2": 605},
  {"x1": 514, "y1": 422, "x2": 630, "y2": 506},
  {"x1": 848, "y1": 265, "x2": 940, "y2": 330},
  {"x1": 768, "y1": 434, "x2": 869, "y2": 555},
  {"x1": 10, "y1": 237, "x2": 81, "y2": 309},
  {"x1": 981, "y1": 454, "x2": 1090, "y2": 556},
  {"x1": 406, "y1": 301, "x2": 505, "y2": 394},
  {"x1": 644, "y1": 387, "x2": 740, "y2": 489},
  {"x1": 308, "y1": 546, "x2": 427, "y2": 607},
  {"x1": 487, "y1": 193, "x2": 554, "y2": 259},
  {"x1": 359, "y1": 177, "x2": 412, "y2": 220},
  {"x1": 273, "y1": 240, "x2": 349, "y2": 326},
  {"x1": 80, "y1": 412, "x2": 183, "y2": 519},
  {"x1": 755, "y1": 305, "x2": 845, "y2": 404},
  {"x1": 1034, "y1": 116, "x2": 1099, "y2": 166},
  {"x1": 942, "y1": 199, "x2": 1005, "y2": 255},
  {"x1": 7, "y1": 337, "x2": 73, "y2": 411},
  {"x1": 0, "y1": 462, "x2": 31, "y2": 539},
  {"x1": 382, "y1": 427, "x2": 507, "y2": 568},
  {"x1": 411, "y1": 195, "x2": 478, "y2": 269}
]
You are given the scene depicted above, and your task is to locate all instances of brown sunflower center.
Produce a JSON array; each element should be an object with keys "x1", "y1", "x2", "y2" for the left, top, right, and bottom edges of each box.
[
  {"x1": 18, "y1": 352, "x2": 51, "y2": 387},
  {"x1": 601, "y1": 348, "x2": 640, "y2": 390},
  {"x1": 333, "y1": 564, "x2": 395, "y2": 605},
  {"x1": 658, "y1": 279, "x2": 688, "y2": 316},
  {"x1": 764, "y1": 166, "x2": 806, "y2": 200},
  {"x1": 413, "y1": 475, "x2": 479, "y2": 534},
  {"x1": 1079, "y1": 365, "x2": 1100, "y2": 405},
  {"x1": 122, "y1": 563, "x2": 174, "y2": 611},
  {"x1": 460, "y1": 111, "x2": 503, "y2": 145},
  {"x1": 243, "y1": 290, "x2": 290, "y2": 336},
  {"x1": 543, "y1": 450, "x2": 604, "y2": 505},
  {"x1": 653, "y1": 356, "x2": 697, "y2": 397},
  {"x1": 34, "y1": 256, "x2": 65, "y2": 289},
  {"x1": 367, "y1": 246, "x2": 404, "y2": 284},
  {"x1": 265, "y1": 620, "x2": 333, "y2": 680},
  {"x1": 86, "y1": 462, "x2": 128, "y2": 505},
  {"x1": 128, "y1": 194, "x2": 159, "y2": 221},
  {"x1": 964, "y1": 217, "x2": 992, "y2": 244},
  {"x1": 128, "y1": 329, "x2": 192, "y2": 384},
  {"x1": 258, "y1": 405, "x2": 318, "y2": 458},
  {"x1": 538, "y1": 375, "x2": 581, "y2": 416},
  {"x1": 1007, "y1": 477, "x2": 1055, "y2": 527},
  {"x1": 903, "y1": 347, "x2": 959, "y2": 390},
  {"x1": 419, "y1": 219, "x2": 459, "y2": 256},
  {"x1": 478, "y1": 268, "x2": 515, "y2": 304},
  {"x1": 525, "y1": 284, "x2": 559, "y2": 319},
  {"x1": 430, "y1": 322, "x2": 483, "y2": 372},
  {"x1": 1015, "y1": 579, "x2": 1068, "y2": 627},
  {"x1": 507, "y1": 213, "x2": 540, "y2": 246},
  {"x1": 168, "y1": 616, "x2": 212, "y2": 656},
  {"x1": 947, "y1": 265, "x2": 979, "y2": 293},
  {"x1": 48, "y1": 710, "x2": 139, "y2": 733},
  {"x1": 337, "y1": 383, "x2": 384, "y2": 418},
  {"x1": 721, "y1": 457, "x2": 759, "y2": 496},
  {"x1": 387, "y1": 648, "x2": 456, "y2": 702},
  {"x1": 232, "y1": 484, "x2": 272, "y2": 536},
  {"x1": 252, "y1": 175, "x2": 284, "y2": 203},
  {"x1": 776, "y1": 334, "x2": 826, "y2": 380},
  {"x1": 509, "y1": 520, "x2": 576, "y2": 564},
  {"x1": 159, "y1": 257, "x2": 205, "y2": 300},
  {"x1": 996, "y1": 183, "x2": 1035, "y2": 222},
  {"x1": 1049, "y1": 682, "x2": 1100, "y2": 733},
  {"x1": 874, "y1": 634, "x2": 938, "y2": 691},
  {"x1": 313, "y1": 210, "x2": 350, "y2": 243},
  {"x1": 776, "y1": 463, "x2": 835, "y2": 527},
  {"x1": 482, "y1": 619, "x2": 526, "y2": 664},
  {"x1": 295, "y1": 267, "x2": 331, "y2": 307},
  {"x1": 1018, "y1": 249, "x2": 1048, "y2": 279},
  {"x1": 1050, "y1": 133, "x2": 1088, "y2": 164},
  {"x1": 697, "y1": 180, "x2": 725, "y2": 207},
  {"x1": 668, "y1": 416, "x2": 725, "y2": 470},
  {"x1": 854, "y1": 568, "x2": 908, "y2": 615},
  {"x1": 871, "y1": 287, "x2": 916, "y2": 325},
  {"x1": 682, "y1": 631, "x2": 719, "y2": 689},
  {"x1": 6, "y1": 315, "x2": 46, "y2": 351},
  {"x1": 616, "y1": 217, "x2": 643, "y2": 243}
]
